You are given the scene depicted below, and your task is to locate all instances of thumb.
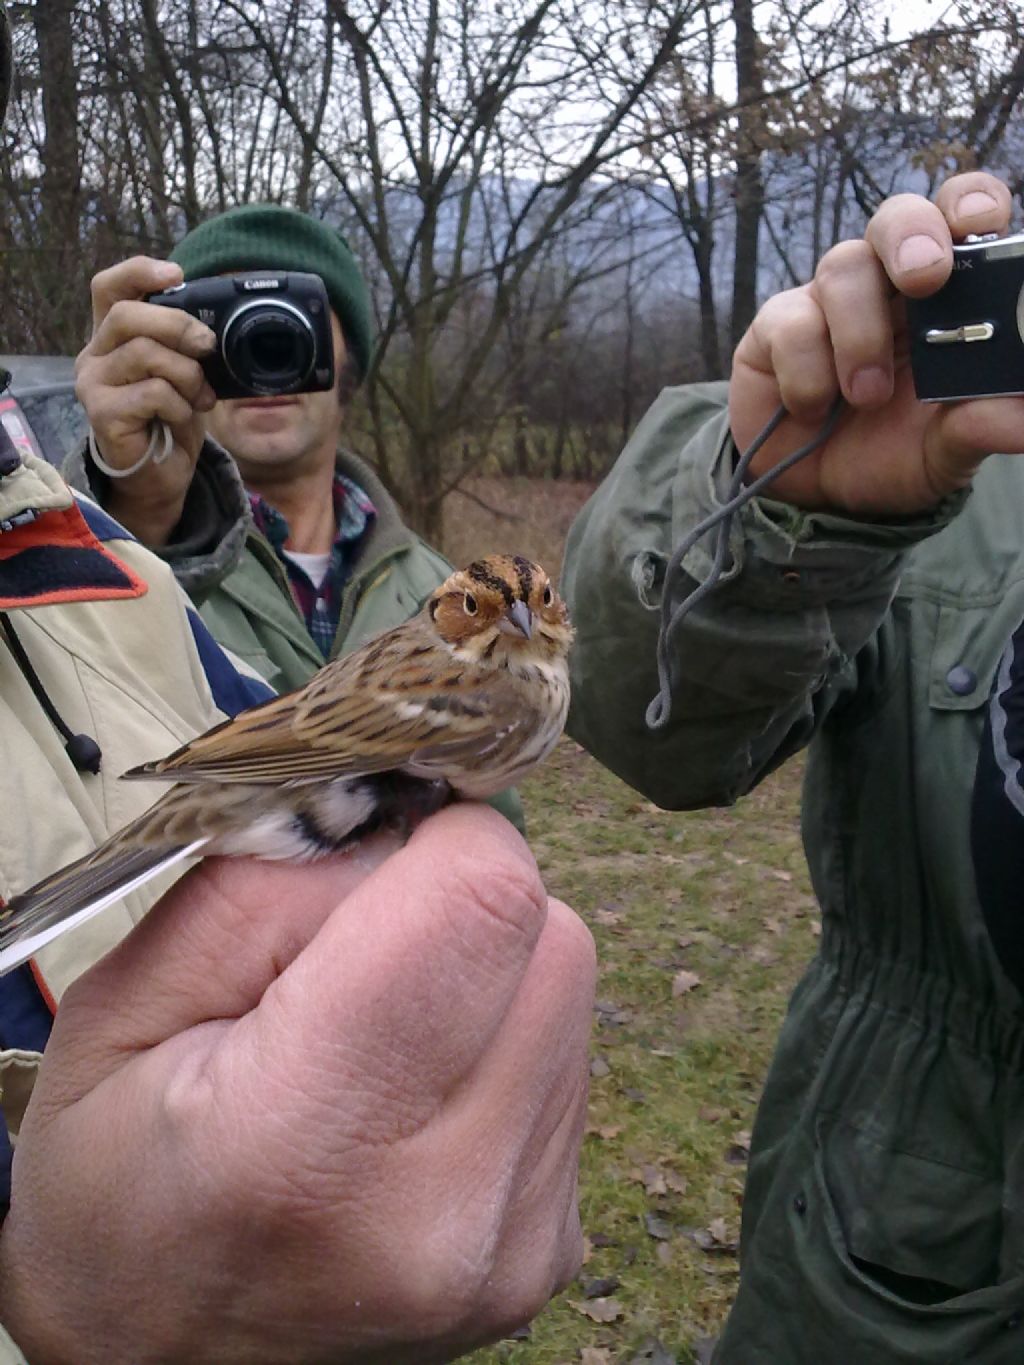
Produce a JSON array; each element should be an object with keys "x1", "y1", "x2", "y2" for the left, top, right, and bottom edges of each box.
[{"x1": 924, "y1": 395, "x2": 1024, "y2": 495}]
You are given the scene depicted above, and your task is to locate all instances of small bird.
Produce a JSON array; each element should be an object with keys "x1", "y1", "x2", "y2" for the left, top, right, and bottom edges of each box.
[{"x1": 0, "y1": 554, "x2": 573, "y2": 971}]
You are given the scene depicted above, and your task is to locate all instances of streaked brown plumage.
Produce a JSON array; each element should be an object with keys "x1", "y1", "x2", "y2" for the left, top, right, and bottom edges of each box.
[{"x1": 0, "y1": 554, "x2": 573, "y2": 972}]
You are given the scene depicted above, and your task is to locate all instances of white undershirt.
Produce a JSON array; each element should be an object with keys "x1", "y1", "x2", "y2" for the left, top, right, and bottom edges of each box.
[{"x1": 282, "y1": 548, "x2": 332, "y2": 589}]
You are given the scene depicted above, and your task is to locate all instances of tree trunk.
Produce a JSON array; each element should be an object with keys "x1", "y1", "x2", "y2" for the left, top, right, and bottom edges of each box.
[
  {"x1": 730, "y1": 0, "x2": 764, "y2": 353},
  {"x1": 33, "y1": 0, "x2": 83, "y2": 349}
]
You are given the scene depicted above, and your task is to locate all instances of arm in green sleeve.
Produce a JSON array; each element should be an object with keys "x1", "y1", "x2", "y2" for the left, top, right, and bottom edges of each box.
[{"x1": 561, "y1": 382, "x2": 963, "y2": 810}]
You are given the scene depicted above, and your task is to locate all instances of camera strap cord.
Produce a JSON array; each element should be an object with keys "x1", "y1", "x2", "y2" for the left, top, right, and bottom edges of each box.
[
  {"x1": 646, "y1": 397, "x2": 845, "y2": 731},
  {"x1": 88, "y1": 419, "x2": 174, "y2": 480},
  {"x1": 0, "y1": 612, "x2": 102, "y2": 773}
]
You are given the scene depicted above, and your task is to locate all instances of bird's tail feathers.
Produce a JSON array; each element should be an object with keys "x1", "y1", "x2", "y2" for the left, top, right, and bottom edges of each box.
[{"x1": 0, "y1": 837, "x2": 208, "y2": 974}]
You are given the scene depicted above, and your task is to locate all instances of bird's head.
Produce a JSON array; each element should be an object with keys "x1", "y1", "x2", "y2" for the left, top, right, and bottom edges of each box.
[{"x1": 428, "y1": 554, "x2": 573, "y2": 664}]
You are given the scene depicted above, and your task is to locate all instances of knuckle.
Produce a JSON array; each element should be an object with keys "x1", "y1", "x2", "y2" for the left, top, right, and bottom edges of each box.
[
  {"x1": 815, "y1": 237, "x2": 873, "y2": 286},
  {"x1": 460, "y1": 844, "x2": 546, "y2": 947},
  {"x1": 765, "y1": 299, "x2": 827, "y2": 356},
  {"x1": 424, "y1": 808, "x2": 547, "y2": 948},
  {"x1": 124, "y1": 333, "x2": 161, "y2": 372},
  {"x1": 381, "y1": 1229, "x2": 513, "y2": 1339}
]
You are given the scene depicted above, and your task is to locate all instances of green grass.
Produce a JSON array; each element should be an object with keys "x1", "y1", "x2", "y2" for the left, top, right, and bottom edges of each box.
[{"x1": 465, "y1": 738, "x2": 816, "y2": 1365}]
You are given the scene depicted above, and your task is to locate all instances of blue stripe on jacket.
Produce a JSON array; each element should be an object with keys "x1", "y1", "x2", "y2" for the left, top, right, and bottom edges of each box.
[{"x1": 186, "y1": 608, "x2": 275, "y2": 713}]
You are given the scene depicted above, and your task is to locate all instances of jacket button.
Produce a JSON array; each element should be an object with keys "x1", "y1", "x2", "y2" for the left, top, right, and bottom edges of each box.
[
  {"x1": 793, "y1": 1193, "x2": 807, "y2": 1216},
  {"x1": 946, "y1": 664, "x2": 977, "y2": 696}
]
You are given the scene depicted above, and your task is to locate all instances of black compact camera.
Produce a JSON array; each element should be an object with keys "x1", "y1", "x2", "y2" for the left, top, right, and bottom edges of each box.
[
  {"x1": 147, "y1": 271, "x2": 335, "y2": 400},
  {"x1": 907, "y1": 232, "x2": 1024, "y2": 402}
]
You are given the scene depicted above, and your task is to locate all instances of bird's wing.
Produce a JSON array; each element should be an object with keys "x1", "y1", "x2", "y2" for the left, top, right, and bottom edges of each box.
[
  {"x1": 0, "y1": 838, "x2": 206, "y2": 975},
  {"x1": 126, "y1": 628, "x2": 536, "y2": 787}
]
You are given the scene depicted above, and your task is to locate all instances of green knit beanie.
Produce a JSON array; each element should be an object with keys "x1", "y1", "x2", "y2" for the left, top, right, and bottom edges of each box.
[{"x1": 170, "y1": 205, "x2": 374, "y2": 379}]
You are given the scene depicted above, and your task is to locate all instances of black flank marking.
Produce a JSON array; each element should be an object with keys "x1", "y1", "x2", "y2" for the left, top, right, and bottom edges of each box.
[
  {"x1": 483, "y1": 637, "x2": 498, "y2": 661},
  {"x1": 295, "y1": 807, "x2": 332, "y2": 851},
  {"x1": 467, "y1": 560, "x2": 513, "y2": 606},
  {"x1": 513, "y1": 555, "x2": 533, "y2": 601}
]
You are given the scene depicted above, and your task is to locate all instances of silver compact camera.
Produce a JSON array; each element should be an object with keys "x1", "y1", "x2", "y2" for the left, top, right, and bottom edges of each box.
[{"x1": 907, "y1": 232, "x2": 1024, "y2": 402}]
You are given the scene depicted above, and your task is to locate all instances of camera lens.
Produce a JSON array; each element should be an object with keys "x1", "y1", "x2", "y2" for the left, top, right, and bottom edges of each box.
[{"x1": 222, "y1": 301, "x2": 316, "y2": 395}]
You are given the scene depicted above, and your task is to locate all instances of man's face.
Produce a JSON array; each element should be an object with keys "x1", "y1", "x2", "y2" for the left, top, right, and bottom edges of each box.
[{"x1": 204, "y1": 311, "x2": 347, "y2": 484}]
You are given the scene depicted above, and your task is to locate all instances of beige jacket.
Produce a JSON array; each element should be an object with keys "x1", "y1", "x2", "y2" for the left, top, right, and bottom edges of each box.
[{"x1": 0, "y1": 452, "x2": 265, "y2": 1362}]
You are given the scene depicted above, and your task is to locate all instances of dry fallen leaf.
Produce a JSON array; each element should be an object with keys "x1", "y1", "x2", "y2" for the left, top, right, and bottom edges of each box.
[
  {"x1": 580, "y1": 1274, "x2": 621, "y2": 1300},
  {"x1": 628, "y1": 1341, "x2": 677, "y2": 1365},
  {"x1": 585, "y1": 1122, "x2": 623, "y2": 1141},
  {"x1": 570, "y1": 1297, "x2": 624, "y2": 1324},
  {"x1": 693, "y1": 1217, "x2": 739, "y2": 1254},
  {"x1": 644, "y1": 1212, "x2": 673, "y2": 1241},
  {"x1": 671, "y1": 969, "x2": 702, "y2": 997},
  {"x1": 629, "y1": 1164, "x2": 668, "y2": 1197},
  {"x1": 581, "y1": 1349, "x2": 615, "y2": 1365}
]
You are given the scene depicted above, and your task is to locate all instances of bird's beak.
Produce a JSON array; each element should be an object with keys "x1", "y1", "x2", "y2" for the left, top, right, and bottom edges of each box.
[{"x1": 501, "y1": 600, "x2": 534, "y2": 639}]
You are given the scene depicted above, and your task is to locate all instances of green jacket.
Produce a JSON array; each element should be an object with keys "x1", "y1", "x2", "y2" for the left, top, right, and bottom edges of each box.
[
  {"x1": 66, "y1": 438, "x2": 453, "y2": 689},
  {"x1": 563, "y1": 382, "x2": 1024, "y2": 1363},
  {"x1": 65, "y1": 439, "x2": 524, "y2": 831}
]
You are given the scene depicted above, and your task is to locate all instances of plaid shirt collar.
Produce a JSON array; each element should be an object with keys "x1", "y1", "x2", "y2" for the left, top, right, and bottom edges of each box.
[{"x1": 248, "y1": 472, "x2": 376, "y2": 659}]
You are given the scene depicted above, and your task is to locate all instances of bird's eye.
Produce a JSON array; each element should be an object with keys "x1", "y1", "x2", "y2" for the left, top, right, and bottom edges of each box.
[
  {"x1": 464, "y1": 592, "x2": 478, "y2": 615},
  {"x1": 542, "y1": 585, "x2": 553, "y2": 606}
]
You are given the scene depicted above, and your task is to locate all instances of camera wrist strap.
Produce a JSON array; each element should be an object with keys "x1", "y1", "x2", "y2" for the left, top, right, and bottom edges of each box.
[
  {"x1": 645, "y1": 396, "x2": 846, "y2": 731},
  {"x1": 88, "y1": 419, "x2": 174, "y2": 480}
]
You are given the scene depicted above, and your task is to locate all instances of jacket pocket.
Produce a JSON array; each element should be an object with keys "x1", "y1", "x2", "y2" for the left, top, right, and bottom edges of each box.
[
  {"x1": 721, "y1": 1124, "x2": 1024, "y2": 1364},
  {"x1": 806, "y1": 1120, "x2": 1024, "y2": 1352},
  {"x1": 816, "y1": 1117, "x2": 1001, "y2": 1298},
  {"x1": 928, "y1": 601, "x2": 1022, "y2": 713}
]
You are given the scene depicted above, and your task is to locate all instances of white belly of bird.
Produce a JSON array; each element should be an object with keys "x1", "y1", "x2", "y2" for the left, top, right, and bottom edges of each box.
[{"x1": 210, "y1": 780, "x2": 379, "y2": 861}]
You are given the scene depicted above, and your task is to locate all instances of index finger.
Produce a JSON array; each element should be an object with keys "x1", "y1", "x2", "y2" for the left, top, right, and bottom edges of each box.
[
  {"x1": 90, "y1": 255, "x2": 183, "y2": 332},
  {"x1": 865, "y1": 173, "x2": 1013, "y2": 300},
  {"x1": 268, "y1": 803, "x2": 549, "y2": 1114}
]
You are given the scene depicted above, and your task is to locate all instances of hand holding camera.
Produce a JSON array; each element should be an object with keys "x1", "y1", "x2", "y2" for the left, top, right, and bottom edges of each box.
[
  {"x1": 75, "y1": 255, "x2": 218, "y2": 545},
  {"x1": 728, "y1": 170, "x2": 1024, "y2": 518},
  {"x1": 76, "y1": 256, "x2": 337, "y2": 548}
]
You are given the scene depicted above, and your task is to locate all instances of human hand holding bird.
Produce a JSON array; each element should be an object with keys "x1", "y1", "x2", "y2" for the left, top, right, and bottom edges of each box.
[{"x1": 0, "y1": 554, "x2": 573, "y2": 971}]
